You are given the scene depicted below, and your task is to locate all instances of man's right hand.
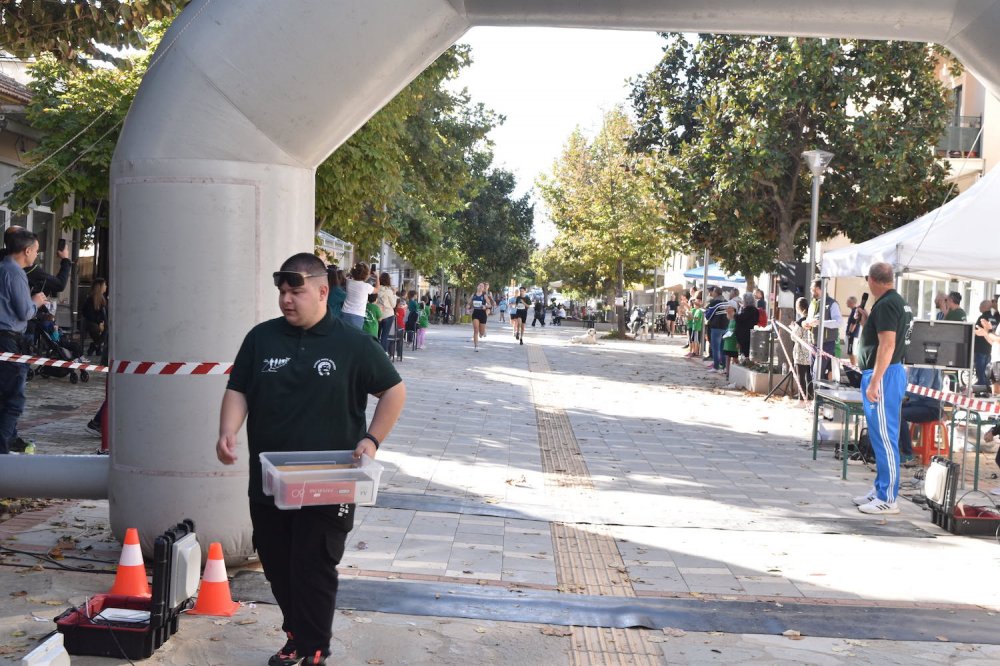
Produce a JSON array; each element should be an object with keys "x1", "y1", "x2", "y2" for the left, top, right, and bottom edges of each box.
[
  {"x1": 57, "y1": 246, "x2": 70, "y2": 260},
  {"x1": 32, "y1": 292, "x2": 47, "y2": 307},
  {"x1": 216, "y1": 433, "x2": 239, "y2": 464}
]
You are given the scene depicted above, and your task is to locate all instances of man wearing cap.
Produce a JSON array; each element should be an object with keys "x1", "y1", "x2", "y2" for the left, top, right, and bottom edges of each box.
[
  {"x1": 851, "y1": 261, "x2": 913, "y2": 515},
  {"x1": 216, "y1": 252, "x2": 406, "y2": 666}
]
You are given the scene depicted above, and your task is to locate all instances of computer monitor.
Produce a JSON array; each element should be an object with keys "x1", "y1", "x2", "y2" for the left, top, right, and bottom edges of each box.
[{"x1": 903, "y1": 320, "x2": 973, "y2": 369}]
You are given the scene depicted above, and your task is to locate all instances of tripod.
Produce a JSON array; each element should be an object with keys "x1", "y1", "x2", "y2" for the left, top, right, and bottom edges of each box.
[{"x1": 764, "y1": 324, "x2": 806, "y2": 402}]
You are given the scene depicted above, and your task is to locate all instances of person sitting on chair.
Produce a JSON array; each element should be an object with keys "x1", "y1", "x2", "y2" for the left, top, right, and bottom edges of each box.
[{"x1": 897, "y1": 365, "x2": 942, "y2": 467}]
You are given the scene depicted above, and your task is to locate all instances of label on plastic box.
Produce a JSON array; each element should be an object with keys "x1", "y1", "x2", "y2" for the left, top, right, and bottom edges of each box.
[{"x1": 281, "y1": 479, "x2": 375, "y2": 507}]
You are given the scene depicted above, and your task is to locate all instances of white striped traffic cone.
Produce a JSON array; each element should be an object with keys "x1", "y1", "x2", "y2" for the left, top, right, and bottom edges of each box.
[
  {"x1": 188, "y1": 542, "x2": 239, "y2": 616},
  {"x1": 109, "y1": 528, "x2": 150, "y2": 596}
]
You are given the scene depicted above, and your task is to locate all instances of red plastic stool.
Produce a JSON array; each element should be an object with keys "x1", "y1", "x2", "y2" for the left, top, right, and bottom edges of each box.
[{"x1": 910, "y1": 420, "x2": 949, "y2": 465}]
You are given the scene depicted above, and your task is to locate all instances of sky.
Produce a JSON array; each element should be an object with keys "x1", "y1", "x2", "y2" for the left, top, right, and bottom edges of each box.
[{"x1": 453, "y1": 27, "x2": 666, "y2": 247}]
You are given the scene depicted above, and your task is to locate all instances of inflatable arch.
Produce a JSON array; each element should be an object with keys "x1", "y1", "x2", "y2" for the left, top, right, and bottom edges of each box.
[{"x1": 90, "y1": 0, "x2": 1000, "y2": 560}]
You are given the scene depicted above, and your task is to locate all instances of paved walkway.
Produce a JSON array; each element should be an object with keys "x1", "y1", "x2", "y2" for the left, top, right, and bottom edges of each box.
[{"x1": 2, "y1": 317, "x2": 1000, "y2": 664}]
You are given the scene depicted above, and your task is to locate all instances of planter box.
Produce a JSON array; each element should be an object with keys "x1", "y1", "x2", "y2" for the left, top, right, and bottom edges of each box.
[{"x1": 728, "y1": 364, "x2": 788, "y2": 395}]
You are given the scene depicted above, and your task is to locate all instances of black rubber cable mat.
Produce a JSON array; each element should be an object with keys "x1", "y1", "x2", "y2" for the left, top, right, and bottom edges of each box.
[
  {"x1": 373, "y1": 492, "x2": 935, "y2": 537},
  {"x1": 230, "y1": 572, "x2": 1000, "y2": 644}
]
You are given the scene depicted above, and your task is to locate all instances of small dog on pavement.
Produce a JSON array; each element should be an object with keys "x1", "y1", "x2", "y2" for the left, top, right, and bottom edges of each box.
[{"x1": 570, "y1": 328, "x2": 598, "y2": 344}]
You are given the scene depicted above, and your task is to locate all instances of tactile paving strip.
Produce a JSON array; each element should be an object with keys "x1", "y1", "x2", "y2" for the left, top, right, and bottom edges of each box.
[{"x1": 525, "y1": 344, "x2": 660, "y2": 663}]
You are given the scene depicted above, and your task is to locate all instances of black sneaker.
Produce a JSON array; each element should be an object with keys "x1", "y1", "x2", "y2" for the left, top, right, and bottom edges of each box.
[
  {"x1": 86, "y1": 420, "x2": 102, "y2": 437},
  {"x1": 268, "y1": 633, "x2": 297, "y2": 666},
  {"x1": 9, "y1": 437, "x2": 35, "y2": 454}
]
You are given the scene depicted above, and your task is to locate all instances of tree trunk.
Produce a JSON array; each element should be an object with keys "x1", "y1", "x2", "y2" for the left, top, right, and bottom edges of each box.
[{"x1": 617, "y1": 257, "x2": 626, "y2": 336}]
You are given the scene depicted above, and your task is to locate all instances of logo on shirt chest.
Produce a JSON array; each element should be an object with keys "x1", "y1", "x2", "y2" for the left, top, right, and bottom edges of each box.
[
  {"x1": 262, "y1": 357, "x2": 291, "y2": 373},
  {"x1": 314, "y1": 358, "x2": 336, "y2": 376}
]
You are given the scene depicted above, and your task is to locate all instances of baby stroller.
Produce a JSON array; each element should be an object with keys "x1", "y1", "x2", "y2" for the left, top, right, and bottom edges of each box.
[{"x1": 26, "y1": 308, "x2": 89, "y2": 384}]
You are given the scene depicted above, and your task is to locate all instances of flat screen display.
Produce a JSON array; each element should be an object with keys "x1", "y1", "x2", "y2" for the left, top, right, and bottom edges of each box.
[{"x1": 902, "y1": 320, "x2": 973, "y2": 369}]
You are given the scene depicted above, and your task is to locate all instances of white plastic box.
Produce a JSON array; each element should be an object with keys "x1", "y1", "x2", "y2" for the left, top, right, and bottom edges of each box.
[{"x1": 259, "y1": 451, "x2": 384, "y2": 509}]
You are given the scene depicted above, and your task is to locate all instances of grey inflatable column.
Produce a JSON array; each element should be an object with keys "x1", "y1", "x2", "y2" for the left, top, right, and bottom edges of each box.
[{"x1": 108, "y1": 0, "x2": 468, "y2": 562}]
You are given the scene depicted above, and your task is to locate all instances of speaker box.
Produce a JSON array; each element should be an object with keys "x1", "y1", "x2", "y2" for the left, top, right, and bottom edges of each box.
[
  {"x1": 750, "y1": 329, "x2": 772, "y2": 363},
  {"x1": 776, "y1": 261, "x2": 808, "y2": 296}
]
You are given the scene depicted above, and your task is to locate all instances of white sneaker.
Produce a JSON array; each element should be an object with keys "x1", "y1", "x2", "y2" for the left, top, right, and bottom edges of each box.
[
  {"x1": 852, "y1": 490, "x2": 876, "y2": 506},
  {"x1": 857, "y1": 498, "x2": 900, "y2": 515}
]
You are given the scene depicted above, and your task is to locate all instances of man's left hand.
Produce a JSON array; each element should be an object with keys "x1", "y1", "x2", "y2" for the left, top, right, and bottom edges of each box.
[{"x1": 353, "y1": 438, "x2": 377, "y2": 461}]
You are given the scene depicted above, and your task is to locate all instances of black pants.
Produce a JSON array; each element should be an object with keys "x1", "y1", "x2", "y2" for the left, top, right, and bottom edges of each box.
[{"x1": 250, "y1": 503, "x2": 351, "y2": 659}]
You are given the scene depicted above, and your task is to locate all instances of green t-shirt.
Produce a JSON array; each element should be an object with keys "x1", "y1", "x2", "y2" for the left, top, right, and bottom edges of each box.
[
  {"x1": 944, "y1": 307, "x2": 967, "y2": 322},
  {"x1": 723, "y1": 318, "x2": 738, "y2": 352},
  {"x1": 227, "y1": 310, "x2": 402, "y2": 511},
  {"x1": 857, "y1": 289, "x2": 913, "y2": 370},
  {"x1": 689, "y1": 308, "x2": 704, "y2": 331},
  {"x1": 363, "y1": 302, "x2": 381, "y2": 337}
]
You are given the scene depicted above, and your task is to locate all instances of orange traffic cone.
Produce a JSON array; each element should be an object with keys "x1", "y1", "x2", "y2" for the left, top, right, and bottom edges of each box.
[
  {"x1": 189, "y1": 542, "x2": 240, "y2": 616},
  {"x1": 109, "y1": 528, "x2": 150, "y2": 596}
]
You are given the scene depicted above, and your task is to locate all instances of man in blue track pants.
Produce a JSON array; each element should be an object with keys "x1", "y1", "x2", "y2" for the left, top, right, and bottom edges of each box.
[{"x1": 851, "y1": 262, "x2": 913, "y2": 515}]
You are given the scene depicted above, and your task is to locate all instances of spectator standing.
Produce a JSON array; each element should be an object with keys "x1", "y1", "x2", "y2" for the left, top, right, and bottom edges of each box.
[
  {"x1": 974, "y1": 300, "x2": 999, "y2": 387},
  {"x1": 754, "y1": 288, "x2": 766, "y2": 311},
  {"x1": 326, "y1": 267, "x2": 347, "y2": 319},
  {"x1": 362, "y1": 293, "x2": 381, "y2": 339},
  {"x1": 217, "y1": 253, "x2": 405, "y2": 666},
  {"x1": 405, "y1": 290, "x2": 419, "y2": 343},
  {"x1": 416, "y1": 302, "x2": 429, "y2": 349},
  {"x1": 685, "y1": 299, "x2": 703, "y2": 358},
  {"x1": 933, "y1": 292, "x2": 948, "y2": 320},
  {"x1": 944, "y1": 291, "x2": 967, "y2": 321},
  {"x1": 852, "y1": 262, "x2": 913, "y2": 515},
  {"x1": 340, "y1": 263, "x2": 373, "y2": 330},
  {"x1": 706, "y1": 287, "x2": 728, "y2": 371},
  {"x1": 0, "y1": 229, "x2": 47, "y2": 454},
  {"x1": 376, "y1": 273, "x2": 396, "y2": 352},
  {"x1": 531, "y1": 297, "x2": 546, "y2": 327},
  {"x1": 497, "y1": 295, "x2": 508, "y2": 323},
  {"x1": 791, "y1": 297, "x2": 814, "y2": 401},
  {"x1": 81, "y1": 278, "x2": 108, "y2": 356},
  {"x1": 722, "y1": 302, "x2": 739, "y2": 377},
  {"x1": 735, "y1": 292, "x2": 759, "y2": 359},
  {"x1": 804, "y1": 280, "x2": 842, "y2": 381},
  {"x1": 844, "y1": 295, "x2": 861, "y2": 366}
]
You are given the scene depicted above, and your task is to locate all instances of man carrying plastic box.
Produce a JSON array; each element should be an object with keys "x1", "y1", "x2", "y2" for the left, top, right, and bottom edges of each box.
[{"x1": 216, "y1": 252, "x2": 406, "y2": 666}]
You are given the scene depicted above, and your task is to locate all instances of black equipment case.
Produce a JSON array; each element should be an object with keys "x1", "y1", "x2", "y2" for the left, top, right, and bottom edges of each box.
[
  {"x1": 924, "y1": 456, "x2": 1000, "y2": 537},
  {"x1": 55, "y1": 519, "x2": 196, "y2": 660}
]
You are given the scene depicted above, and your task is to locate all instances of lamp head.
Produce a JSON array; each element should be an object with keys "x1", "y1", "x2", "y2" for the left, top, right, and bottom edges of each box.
[{"x1": 801, "y1": 149, "x2": 834, "y2": 177}]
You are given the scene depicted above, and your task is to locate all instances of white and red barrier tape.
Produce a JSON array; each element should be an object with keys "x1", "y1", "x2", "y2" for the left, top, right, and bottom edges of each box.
[
  {"x1": 0, "y1": 352, "x2": 233, "y2": 376},
  {"x1": 770, "y1": 320, "x2": 1000, "y2": 415}
]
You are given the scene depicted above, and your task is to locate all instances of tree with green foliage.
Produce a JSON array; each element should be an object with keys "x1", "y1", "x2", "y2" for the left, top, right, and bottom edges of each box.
[
  {"x1": 316, "y1": 45, "x2": 501, "y2": 272},
  {"x1": 0, "y1": 0, "x2": 187, "y2": 66},
  {"x1": 446, "y1": 167, "x2": 535, "y2": 288},
  {"x1": 538, "y1": 107, "x2": 664, "y2": 334},
  {"x1": 4, "y1": 22, "x2": 168, "y2": 229},
  {"x1": 629, "y1": 34, "x2": 954, "y2": 279}
]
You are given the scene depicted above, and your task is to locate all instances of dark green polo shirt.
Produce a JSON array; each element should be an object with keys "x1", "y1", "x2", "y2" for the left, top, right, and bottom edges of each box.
[
  {"x1": 227, "y1": 310, "x2": 401, "y2": 508},
  {"x1": 944, "y1": 307, "x2": 967, "y2": 322},
  {"x1": 857, "y1": 289, "x2": 913, "y2": 370}
]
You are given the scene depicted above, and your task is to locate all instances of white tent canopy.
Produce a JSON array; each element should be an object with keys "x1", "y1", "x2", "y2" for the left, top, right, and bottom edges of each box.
[{"x1": 821, "y1": 166, "x2": 1000, "y2": 282}]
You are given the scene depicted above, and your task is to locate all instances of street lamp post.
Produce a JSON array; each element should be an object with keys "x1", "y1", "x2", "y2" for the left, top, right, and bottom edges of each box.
[
  {"x1": 802, "y1": 149, "x2": 834, "y2": 387},
  {"x1": 801, "y1": 149, "x2": 834, "y2": 293}
]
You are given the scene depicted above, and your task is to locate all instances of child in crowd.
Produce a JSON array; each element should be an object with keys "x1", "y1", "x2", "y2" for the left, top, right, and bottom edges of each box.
[
  {"x1": 722, "y1": 302, "x2": 739, "y2": 377},
  {"x1": 363, "y1": 292, "x2": 381, "y2": 339},
  {"x1": 416, "y1": 302, "x2": 429, "y2": 349},
  {"x1": 686, "y1": 299, "x2": 703, "y2": 358},
  {"x1": 792, "y1": 296, "x2": 814, "y2": 401},
  {"x1": 395, "y1": 298, "x2": 406, "y2": 334}
]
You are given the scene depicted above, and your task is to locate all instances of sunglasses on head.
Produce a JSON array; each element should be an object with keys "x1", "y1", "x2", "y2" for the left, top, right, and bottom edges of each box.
[{"x1": 272, "y1": 271, "x2": 326, "y2": 288}]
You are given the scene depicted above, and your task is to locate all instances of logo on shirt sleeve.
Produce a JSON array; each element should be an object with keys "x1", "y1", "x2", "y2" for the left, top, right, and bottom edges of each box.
[
  {"x1": 314, "y1": 358, "x2": 336, "y2": 376},
  {"x1": 262, "y1": 357, "x2": 291, "y2": 373}
]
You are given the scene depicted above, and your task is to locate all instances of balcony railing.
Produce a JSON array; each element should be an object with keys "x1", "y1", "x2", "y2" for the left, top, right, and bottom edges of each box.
[{"x1": 936, "y1": 115, "x2": 983, "y2": 158}]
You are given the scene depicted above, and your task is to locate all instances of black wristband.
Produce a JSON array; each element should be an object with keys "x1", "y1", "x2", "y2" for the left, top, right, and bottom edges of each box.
[{"x1": 363, "y1": 432, "x2": 380, "y2": 450}]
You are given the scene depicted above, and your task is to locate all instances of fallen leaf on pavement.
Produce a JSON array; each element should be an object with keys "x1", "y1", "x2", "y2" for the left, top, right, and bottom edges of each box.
[
  {"x1": 662, "y1": 627, "x2": 686, "y2": 637},
  {"x1": 541, "y1": 627, "x2": 572, "y2": 637}
]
